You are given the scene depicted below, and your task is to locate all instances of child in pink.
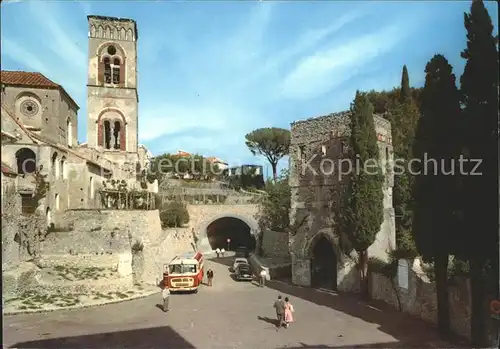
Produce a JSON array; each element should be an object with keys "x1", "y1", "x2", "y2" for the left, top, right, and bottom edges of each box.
[{"x1": 284, "y1": 297, "x2": 294, "y2": 327}]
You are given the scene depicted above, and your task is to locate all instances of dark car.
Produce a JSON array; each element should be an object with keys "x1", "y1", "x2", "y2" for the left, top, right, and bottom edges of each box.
[
  {"x1": 235, "y1": 263, "x2": 253, "y2": 281},
  {"x1": 234, "y1": 246, "x2": 249, "y2": 259}
]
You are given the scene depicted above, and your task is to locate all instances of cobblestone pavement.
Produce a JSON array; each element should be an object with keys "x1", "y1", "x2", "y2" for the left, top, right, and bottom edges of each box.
[{"x1": 3, "y1": 258, "x2": 458, "y2": 349}]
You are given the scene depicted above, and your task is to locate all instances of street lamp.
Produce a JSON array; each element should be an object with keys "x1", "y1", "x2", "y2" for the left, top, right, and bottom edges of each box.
[{"x1": 227, "y1": 238, "x2": 231, "y2": 251}]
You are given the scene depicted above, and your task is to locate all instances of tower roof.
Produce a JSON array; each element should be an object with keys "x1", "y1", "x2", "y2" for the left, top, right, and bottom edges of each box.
[{"x1": 87, "y1": 15, "x2": 138, "y2": 39}]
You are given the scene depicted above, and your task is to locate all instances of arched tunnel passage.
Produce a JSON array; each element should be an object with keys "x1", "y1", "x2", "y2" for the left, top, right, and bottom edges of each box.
[{"x1": 206, "y1": 217, "x2": 256, "y2": 251}]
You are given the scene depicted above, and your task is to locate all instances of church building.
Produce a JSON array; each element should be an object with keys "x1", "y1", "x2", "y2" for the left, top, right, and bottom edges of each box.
[{"x1": 1, "y1": 15, "x2": 154, "y2": 235}]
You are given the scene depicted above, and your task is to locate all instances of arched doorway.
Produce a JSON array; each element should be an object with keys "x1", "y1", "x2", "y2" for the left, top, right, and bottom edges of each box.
[
  {"x1": 16, "y1": 148, "x2": 36, "y2": 174},
  {"x1": 206, "y1": 217, "x2": 256, "y2": 251},
  {"x1": 310, "y1": 235, "x2": 337, "y2": 290}
]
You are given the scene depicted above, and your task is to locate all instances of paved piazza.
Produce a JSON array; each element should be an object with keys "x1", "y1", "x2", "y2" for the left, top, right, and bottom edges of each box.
[{"x1": 4, "y1": 258, "x2": 456, "y2": 349}]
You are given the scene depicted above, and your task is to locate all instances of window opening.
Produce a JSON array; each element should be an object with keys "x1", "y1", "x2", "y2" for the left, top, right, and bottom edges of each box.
[
  {"x1": 113, "y1": 121, "x2": 121, "y2": 149},
  {"x1": 104, "y1": 120, "x2": 111, "y2": 149}
]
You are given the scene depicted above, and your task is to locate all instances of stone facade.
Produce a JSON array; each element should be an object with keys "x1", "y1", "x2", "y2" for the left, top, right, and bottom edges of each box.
[
  {"x1": 37, "y1": 209, "x2": 203, "y2": 286},
  {"x1": 260, "y1": 229, "x2": 290, "y2": 259},
  {"x1": 0, "y1": 83, "x2": 78, "y2": 147},
  {"x1": 289, "y1": 111, "x2": 396, "y2": 288},
  {"x1": 1, "y1": 15, "x2": 155, "y2": 273},
  {"x1": 86, "y1": 15, "x2": 139, "y2": 161}
]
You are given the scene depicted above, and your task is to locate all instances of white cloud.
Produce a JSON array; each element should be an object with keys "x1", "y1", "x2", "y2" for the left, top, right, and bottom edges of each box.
[
  {"x1": 222, "y1": 2, "x2": 275, "y2": 67},
  {"x1": 1, "y1": 38, "x2": 50, "y2": 72},
  {"x1": 228, "y1": 4, "x2": 374, "y2": 97},
  {"x1": 279, "y1": 23, "x2": 409, "y2": 100},
  {"x1": 1, "y1": 0, "x2": 23, "y2": 5},
  {"x1": 256, "y1": 8, "x2": 370, "y2": 78},
  {"x1": 27, "y1": 2, "x2": 87, "y2": 71},
  {"x1": 138, "y1": 4, "x2": 278, "y2": 145},
  {"x1": 139, "y1": 102, "x2": 257, "y2": 142}
]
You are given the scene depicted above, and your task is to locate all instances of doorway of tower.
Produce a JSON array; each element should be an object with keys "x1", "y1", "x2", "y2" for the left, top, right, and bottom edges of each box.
[
  {"x1": 206, "y1": 217, "x2": 256, "y2": 251},
  {"x1": 310, "y1": 235, "x2": 337, "y2": 290}
]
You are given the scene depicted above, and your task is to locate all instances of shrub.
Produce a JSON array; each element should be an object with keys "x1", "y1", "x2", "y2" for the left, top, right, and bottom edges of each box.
[
  {"x1": 154, "y1": 193, "x2": 162, "y2": 210},
  {"x1": 131, "y1": 240, "x2": 144, "y2": 253},
  {"x1": 160, "y1": 200, "x2": 190, "y2": 228}
]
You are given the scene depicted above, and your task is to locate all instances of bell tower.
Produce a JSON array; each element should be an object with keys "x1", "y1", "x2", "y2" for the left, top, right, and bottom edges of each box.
[{"x1": 86, "y1": 15, "x2": 139, "y2": 160}]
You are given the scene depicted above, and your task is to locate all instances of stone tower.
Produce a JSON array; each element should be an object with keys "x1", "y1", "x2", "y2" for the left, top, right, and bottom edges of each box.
[{"x1": 86, "y1": 15, "x2": 139, "y2": 162}]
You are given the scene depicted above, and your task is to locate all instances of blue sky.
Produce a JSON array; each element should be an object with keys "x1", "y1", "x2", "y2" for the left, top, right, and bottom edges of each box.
[{"x1": 1, "y1": 0, "x2": 498, "y2": 176}]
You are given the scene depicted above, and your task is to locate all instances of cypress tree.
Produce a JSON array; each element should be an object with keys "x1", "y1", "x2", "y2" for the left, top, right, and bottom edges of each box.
[
  {"x1": 412, "y1": 54, "x2": 462, "y2": 336},
  {"x1": 459, "y1": 0, "x2": 499, "y2": 345},
  {"x1": 343, "y1": 91, "x2": 384, "y2": 298},
  {"x1": 388, "y1": 66, "x2": 420, "y2": 255},
  {"x1": 400, "y1": 65, "x2": 412, "y2": 103}
]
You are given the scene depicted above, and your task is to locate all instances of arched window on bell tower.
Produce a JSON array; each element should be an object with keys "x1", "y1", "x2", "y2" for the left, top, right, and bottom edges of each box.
[
  {"x1": 97, "y1": 109, "x2": 127, "y2": 152},
  {"x1": 113, "y1": 121, "x2": 121, "y2": 149},
  {"x1": 112, "y1": 58, "x2": 121, "y2": 84},
  {"x1": 103, "y1": 120, "x2": 112, "y2": 149},
  {"x1": 98, "y1": 45, "x2": 124, "y2": 86},
  {"x1": 104, "y1": 57, "x2": 112, "y2": 84}
]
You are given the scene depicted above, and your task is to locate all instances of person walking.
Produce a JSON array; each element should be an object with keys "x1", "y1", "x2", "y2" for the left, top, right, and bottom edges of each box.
[
  {"x1": 207, "y1": 268, "x2": 214, "y2": 287},
  {"x1": 284, "y1": 297, "x2": 294, "y2": 328},
  {"x1": 259, "y1": 269, "x2": 267, "y2": 287},
  {"x1": 162, "y1": 286, "x2": 170, "y2": 312},
  {"x1": 215, "y1": 248, "x2": 220, "y2": 258},
  {"x1": 220, "y1": 248, "x2": 225, "y2": 257},
  {"x1": 273, "y1": 295, "x2": 285, "y2": 331}
]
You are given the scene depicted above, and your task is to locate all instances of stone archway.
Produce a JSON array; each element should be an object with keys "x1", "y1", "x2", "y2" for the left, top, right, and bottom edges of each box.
[
  {"x1": 306, "y1": 232, "x2": 339, "y2": 291},
  {"x1": 198, "y1": 214, "x2": 259, "y2": 252}
]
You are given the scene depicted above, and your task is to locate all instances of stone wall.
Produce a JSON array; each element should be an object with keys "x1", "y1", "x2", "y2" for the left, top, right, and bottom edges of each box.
[
  {"x1": 369, "y1": 263, "x2": 471, "y2": 340},
  {"x1": 2, "y1": 176, "x2": 45, "y2": 272},
  {"x1": 2, "y1": 175, "x2": 22, "y2": 271},
  {"x1": 289, "y1": 111, "x2": 395, "y2": 288},
  {"x1": 40, "y1": 209, "x2": 196, "y2": 285},
  {"x1": 260, "y1": 229, "x2": 290, "y2": 259}
]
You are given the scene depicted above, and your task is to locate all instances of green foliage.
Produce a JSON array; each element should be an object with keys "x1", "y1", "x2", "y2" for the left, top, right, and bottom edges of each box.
[
  {"x1": 412, "y1": 54, "x2": 462, "y2": 260},
  {"x1": 342, "y1": 92, "x2": 384, "y2": 252},
  {"x1": 423, "y1": 258, "x2": 471, "y2": 283},
  {"x1": 256, "y1": 170, "x2": 290, "y2": 232},
  {"x1": 159, "y1": 200, "x2": 190, "y2": 228},
  {"x1": 365, "y1": 88, "x2": 423, "y2": 115},
  {"x1": 154, "y1": 193, "x2": 162, "y2": 210},
  {"x1": 131, "y1": 240, "x2": 144, "y2": 253},
  {"x1": 365, "y1": 89, "x2": 399, "y2": 115},
  {"x1": 149, "y1": 153, "x2": 221, "y2": 183},
  {"x1": 387, "y1": 66, "x2": 420, "y2": 254},
  {"x1": 458, "y1": 0, "x2": 499, "y2": 263},
  {"x1": 368, "y1": 257, "x2": 398, "y2": 278},
  {"x1": 400, "y1": 65, "x2": 412, "y2": 103},
  {"x1": 459, "y1": 2, "x2": 498, "y2": 344},
  {"x1": 412, "y1": 54, "x2": 462, "y2": 337},
  {"x1": 392, "y1": 232, "x2": 418, "y2": 259},
  {"x1": 245, "y1": 128, "x2": 290, "y2": 180},
  {"x1": 33, "y1": 166, "x2": 50, "y2": 204}
]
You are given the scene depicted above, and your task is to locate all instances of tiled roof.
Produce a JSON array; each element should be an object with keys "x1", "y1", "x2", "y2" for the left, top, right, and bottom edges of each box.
[
  {"x1": 1, "y1": 162, "x2": 17, "y2": 175},
  {"x1": 0, "y1": 71, "x2": 79, "y2": 109},
  {"x1": 1, "y1": 71, "x2": 60, "y2": 88}
]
